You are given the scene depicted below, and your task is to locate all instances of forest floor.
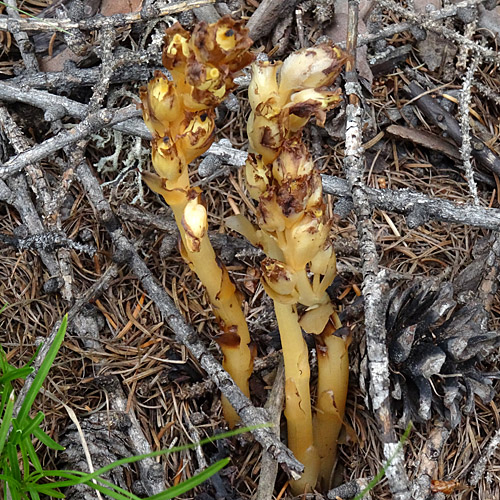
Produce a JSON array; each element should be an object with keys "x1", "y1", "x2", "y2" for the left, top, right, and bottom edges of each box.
[{"x1": 1, "y1": 0, "x2": 500, "y2": 499}]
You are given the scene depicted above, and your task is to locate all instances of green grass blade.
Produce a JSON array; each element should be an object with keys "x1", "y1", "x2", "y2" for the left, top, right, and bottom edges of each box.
[
  {"x1": 19, "y1": 413, "x2": 44, "y2": 440},
  {"x1": 24, "y1": 438, "x2": 43, "y2": 474},
  {"x1": 156, "y1": 458, "x2": 230, "y2": 499},
  {"x1": 31, "y1": 426, "x2": 65, "y2": 451},
  {"x1": 27, "y1": 487, "x2": 40, "y2": 500},
  {"x1": 7, "y1": 442, "x2": 22, "y2": 482},
  {"x1": 87, "y1": 476, "x2": 141, "y2": 500},
  {"x1": 0, "y1": 366, "x2": 34, "y2": 386},
  {"x1": 0, "y1": 391, "x2": 15, "y2": 455},
  {"x1": 6, "y1": 482, "x2": 22, "y2": 500},
  {"x1": 0, "y1": 1, "x2": 70, "y2": 33},
  {"x1": 0, "y1": 380, "x2": 12, "y2": 418},
  {"x1": 16, "y1": 315, "x2": 67, "y2": 425},
  {"x1": 35, "y1": 424, "x2": 267, "y2": 489},
  {"x1": 353, "y1": 423, "x2": 412, "y2": 500},
  {"x1": 84, "y1": 480, "x2": 137, "y2": 500}
]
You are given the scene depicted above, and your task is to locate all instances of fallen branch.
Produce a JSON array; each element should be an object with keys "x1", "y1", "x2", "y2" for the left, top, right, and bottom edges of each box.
[
  {"x1": 0, "y1": 104, "x2": 141, "y2": 179},
  {"x1": 0, "y1": 0, "x2": 215, "y2": 32},
  {"x1": 343, "y1": 2, "x2": 410, "y2": 499},
  {"x1": 378, "y1": 0, "x2": 500, "y2": 65},
  {"x1": 256, "y1": 359, "x2": 285, "y2": 500},
  {"x1": 321, "y1": 175, "x2": 500, "y2": 230},
  {"x1": 405, "y1": 81, "x2": 500, "y2": 178},
  {"x1": 71, "y1": 149, "x2": 304, "y2": 477}
]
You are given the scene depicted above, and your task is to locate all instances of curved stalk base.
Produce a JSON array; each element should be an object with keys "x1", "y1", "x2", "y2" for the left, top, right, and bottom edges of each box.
[
  {"x1": 274, "y1": 301, "x2": 319, "y2": 494},
  {"x1": 170, "y1": 201, "x2": 253, "y2": 427},
  {"x1": 314, "y1": 316, "x2": 349, "y2": 489}
]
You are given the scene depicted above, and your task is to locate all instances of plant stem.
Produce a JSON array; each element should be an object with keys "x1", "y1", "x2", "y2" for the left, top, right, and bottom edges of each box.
[
  {"x1": 170, "y1": 200, "x2": 253, "y2": 427},
  {"x1": 273, "y1": 301, "x2": 319, "y2": 494},
  {"x1": 314, "y1": 315, "x2": 349, "y2": 489}
]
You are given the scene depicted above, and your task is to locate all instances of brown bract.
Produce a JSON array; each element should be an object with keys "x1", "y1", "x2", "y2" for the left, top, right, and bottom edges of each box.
[{"x1": 162, "y1": 16, "x2": 254, "y2": 110}]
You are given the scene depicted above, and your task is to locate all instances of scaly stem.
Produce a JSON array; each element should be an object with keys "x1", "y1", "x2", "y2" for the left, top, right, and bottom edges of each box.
[
  {"x1": 170, "y1": 201, "x2": 253, "y2": 427},
  {"x1": 273, "y1": 301, "x2": 319, "y2": 494},
  {"x1": 314, "y1": 312, "x2": 349, "y2": 489}
]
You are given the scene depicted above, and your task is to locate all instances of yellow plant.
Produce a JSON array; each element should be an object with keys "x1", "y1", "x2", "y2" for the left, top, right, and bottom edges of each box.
[
  {"x1": 227, "y1": 44, "x2": 348, "y2": 493},
  {"x1": 140, "y1": 16, "x2": 254, "y2": 427}
]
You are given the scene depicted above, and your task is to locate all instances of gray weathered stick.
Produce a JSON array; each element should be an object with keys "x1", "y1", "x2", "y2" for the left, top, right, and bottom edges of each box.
[
  {"x1": 0, "y1": 105, "x2": 141, "y2": 179},
  {"x1": 0, "y1": 0, "x2": 215, "y2": 32},
  {"x1": 343, "y1": 2, "x2": 411, "y2": 499},
  {"x1": 72, "y1": 149, "x2": 304, "y2": 477},
  {"x1": 256, "y1": 360, "x2": 285, "y2": 500},
  {"x1": 321, "y1": 175, "x2": 500, "y2": 230}
]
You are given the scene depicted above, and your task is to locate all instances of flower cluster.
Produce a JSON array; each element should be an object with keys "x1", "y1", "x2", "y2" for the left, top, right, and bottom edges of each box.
[
  {"x1": 140, "y1": 16, "x2": 253, "y2": 199},
  {"x1": 139, "y1": 17, "x2": 255, "y2": 428},
  {"x1": 231, "y1": 44, "x2": 346, "y2": 334}
]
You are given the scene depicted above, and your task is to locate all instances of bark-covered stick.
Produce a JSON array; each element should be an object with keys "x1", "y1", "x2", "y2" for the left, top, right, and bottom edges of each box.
[
  {"x1": 72, "y1": 149, "x2": 304, "y2": 476},
  {"x1": 343, "y1": 2, "x2": 411, "y2": 498}
]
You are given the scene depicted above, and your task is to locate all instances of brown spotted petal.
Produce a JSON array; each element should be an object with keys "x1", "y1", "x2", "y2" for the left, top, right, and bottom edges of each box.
[
  {"x1": 286, "y1": 87, "x2": 343, "y2": 132},
  {"x1": 274, "y1": 178, "x2": 310, "y2": 226},
  {"x1": 261, "y1": 257, "x2": 299, "y2": 303},
  {"x1": 248, "y1": 112, "x2": 284, "y2": 164},
  {"x1": 257, "y1": 189, "x2": 288, "y2": 233},
  {"x1": 163, "y1": 23, "x2": 192, "y2": 72},
  {"x1": 285, "y1": 212, "x2": 329, "y2": 270},
  {"x1": 140, "y1": 86, "x2": 167, "y2": 138},
  {"x1": 248, "y1": 61, "x2": 281, "y2": 114},
  {"x1": 177, "y1": 111, "x2": 215, "y2": 164},
  {"x1": 191, "y1": 16, "x2": 254, "y2": 70},
  {"x1": 182, "y1": 192, "x2": 208, "y2": 253},
  {"x1": 305, "y1": 171, "x2": 325, "y2": 211},
  {"x1": 279, "y1": 43, "x2": 346, "y2": 98},
  {"x1": 152, "y1": 138, "x2": 185, "y2": 181},
  {"x1": 143, "y1": 71, "x2": 181, "y2": 130},
  {"x1": 272, "y1": 140, "x2": 314, "y2": 183},
  {"x1": 245, "y1": 153, "x2": 271, "y2": 200}
]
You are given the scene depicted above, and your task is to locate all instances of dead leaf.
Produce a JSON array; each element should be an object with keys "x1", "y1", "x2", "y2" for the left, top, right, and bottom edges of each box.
[
  {"x1": 100, "y1": 0, "x2": 142, "y2": 16},
  {"x1": 385, "y1": 124, "x2": 460, "y2": 161},
  {"x1": 40, "y1": 48, "x2": 82, "y2": 72}
]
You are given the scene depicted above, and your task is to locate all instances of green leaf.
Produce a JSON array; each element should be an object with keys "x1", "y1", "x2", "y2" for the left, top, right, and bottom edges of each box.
[
  {"x1": 16, "y1": 316, "x2": 67, "y2": 425},
  {"x1": 32, "y1": 426, "x2": 65, "y2": 451},
  {"x1": 0, "y1": 392, "x2": 15, "y2": 456},
  {"x1": 157, "y1": 458, "x2": 230, "y2": 499}
]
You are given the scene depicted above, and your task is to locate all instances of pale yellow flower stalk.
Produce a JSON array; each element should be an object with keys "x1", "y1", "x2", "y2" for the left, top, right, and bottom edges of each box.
[
  {"x1": 228, "y1": 44, "x2": 348, "y2": 492},
  {"x1": 140, "y1": 17, "x2": 254, "y2": 427}
]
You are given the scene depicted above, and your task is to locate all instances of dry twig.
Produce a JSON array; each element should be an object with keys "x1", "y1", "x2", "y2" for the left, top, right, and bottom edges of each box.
[{"x1": 343, "y1": 2, "x2": 410, "y2": 498}]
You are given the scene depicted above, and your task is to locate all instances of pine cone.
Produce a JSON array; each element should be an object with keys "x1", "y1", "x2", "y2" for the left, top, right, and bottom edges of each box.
[{"x1": 386, "y1": 280, "x2": 500, "y2": 428}]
